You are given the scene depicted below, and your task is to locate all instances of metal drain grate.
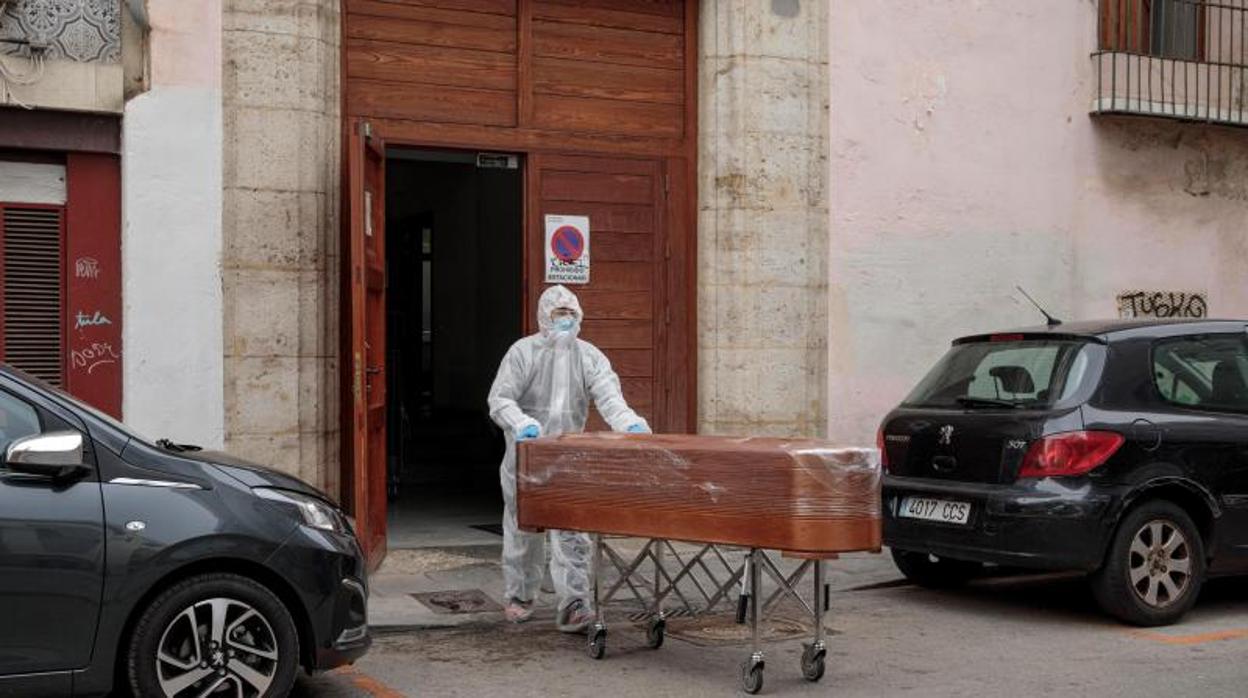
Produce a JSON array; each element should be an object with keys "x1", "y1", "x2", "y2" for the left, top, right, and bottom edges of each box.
[{"x1": 411, "y1": 589, "x2": 503, "y2": 615}]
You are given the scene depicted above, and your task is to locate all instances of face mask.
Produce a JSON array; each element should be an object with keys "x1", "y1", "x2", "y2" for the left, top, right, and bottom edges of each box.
[{"x1": 553, "y1": 316, "x2": 577, "y2": 333}]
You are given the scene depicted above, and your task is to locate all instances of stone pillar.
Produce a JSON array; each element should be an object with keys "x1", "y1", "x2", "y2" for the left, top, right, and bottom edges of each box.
[
  {"x1": 222, "y1": 0, "x2": 340, "y2": 494},
  {"x1": 698, "y1": 0, "x2": 829, "y2": 437}
]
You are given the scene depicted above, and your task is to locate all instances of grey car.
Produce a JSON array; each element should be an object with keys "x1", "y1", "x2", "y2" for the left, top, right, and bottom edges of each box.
[{"x1": 0, "y1": 365, "x2": 369, "y2": 697}]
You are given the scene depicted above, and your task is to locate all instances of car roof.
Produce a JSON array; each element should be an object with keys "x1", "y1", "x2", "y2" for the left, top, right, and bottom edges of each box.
[{"x1": 957, "y1": 318, "x2": 1248, "y2": 343}]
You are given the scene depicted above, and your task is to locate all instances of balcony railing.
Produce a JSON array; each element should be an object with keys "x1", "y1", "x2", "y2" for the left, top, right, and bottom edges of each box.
[{"x1": 1093, "y1": 0, "x2": 1248, "y2": 127}]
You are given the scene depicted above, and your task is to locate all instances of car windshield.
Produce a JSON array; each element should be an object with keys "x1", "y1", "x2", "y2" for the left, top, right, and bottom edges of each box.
[
  {"x1": 903, "y1": 339, "x2": 1094, "y2": 409},
  {"x1": 2, "y1": 365, "x2": 152, "y2": 443}
]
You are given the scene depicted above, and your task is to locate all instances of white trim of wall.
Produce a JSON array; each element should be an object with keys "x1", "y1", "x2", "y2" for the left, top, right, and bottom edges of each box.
[{"x1": 121, "y1": 87, "x2": 224, "y2": 447}]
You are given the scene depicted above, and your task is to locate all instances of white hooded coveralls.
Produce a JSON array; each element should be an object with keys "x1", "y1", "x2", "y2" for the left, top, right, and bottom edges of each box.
[{"x1": 487, "y1": 285, "x2": 649, "y2": 613}]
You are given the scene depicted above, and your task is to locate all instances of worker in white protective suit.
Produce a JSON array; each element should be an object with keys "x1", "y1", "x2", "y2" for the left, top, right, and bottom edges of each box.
[{"x1": 488, "y1": 284, "x2": 650, "y2": 632}]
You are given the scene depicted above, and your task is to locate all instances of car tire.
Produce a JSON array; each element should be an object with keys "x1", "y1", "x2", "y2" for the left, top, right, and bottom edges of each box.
[
  {"x1": 890, "y1": 548, "x2": 982, "y2": 588},
  {"x1": 1091, "y1": 500, "x2": 1205, "y2": 627},
  {"x1": 127, "y1": 573, "x2": 300, "y2": 698}
]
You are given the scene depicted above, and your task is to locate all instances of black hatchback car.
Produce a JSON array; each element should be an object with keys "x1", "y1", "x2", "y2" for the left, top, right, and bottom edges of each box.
[
  {"x1": 882, "y1": 319, "x2": 1248, "y2": 626},
  {"x1": 0, "y1": 365, "x2": 369, "y2": 696}
]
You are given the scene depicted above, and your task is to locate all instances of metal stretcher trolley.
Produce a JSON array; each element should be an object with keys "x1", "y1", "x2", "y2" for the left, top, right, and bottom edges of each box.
[{"x1": 517, "y1": 434, "x2": 882, "y2": 694}]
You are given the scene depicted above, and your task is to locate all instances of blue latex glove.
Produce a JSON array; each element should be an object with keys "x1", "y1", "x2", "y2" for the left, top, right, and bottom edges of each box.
[
  {"x1": 626, "y1": 424, "x2": 648, "y2": 434},
  {"x1": 517, "y1": 424, "x2": 541, "y2": 441}
]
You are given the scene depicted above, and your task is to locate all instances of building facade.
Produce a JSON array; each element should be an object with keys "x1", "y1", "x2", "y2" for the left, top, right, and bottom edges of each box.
[
  {"x1": 2, "y1": 0, "x2": 1244, "y2": 564},
  {"x1": 828, "y1": 0, "x2": 1248, "y2": 444},
  {"x1": 0, "y1": 0, "x2": 829, "y2": 563}
]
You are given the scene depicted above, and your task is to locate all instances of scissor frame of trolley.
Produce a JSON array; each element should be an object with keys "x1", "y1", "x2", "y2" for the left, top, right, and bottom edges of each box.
[{"x1": 583, "y1": 535, "x2": 834, "y2": 695}]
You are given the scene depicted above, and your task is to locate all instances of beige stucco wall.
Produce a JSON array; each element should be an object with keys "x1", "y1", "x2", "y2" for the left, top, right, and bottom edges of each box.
[
  {"x1": 0, "y1": 58, "x2": 123, "y2": 111},
  {"x1": 828, "y1": 0, "x2": 1248, "y2": 444},
  {"x1": 698, "y1": 0, "x2": 829, "y2": 437},
  {"x1": 221, "y1": 0, "x2": 341, "y2": 495}
]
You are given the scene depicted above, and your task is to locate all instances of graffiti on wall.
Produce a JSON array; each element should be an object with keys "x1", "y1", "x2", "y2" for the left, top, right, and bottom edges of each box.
[
  {"x1": 70, "y1": 341, "x2": 119, "y2": 374},
  {"x1": 1117, "y1": 291, "x2": 1208, "y2": 319},
  {"x1": 75, "y1": 256, "x2": 100, "y2": 279}
]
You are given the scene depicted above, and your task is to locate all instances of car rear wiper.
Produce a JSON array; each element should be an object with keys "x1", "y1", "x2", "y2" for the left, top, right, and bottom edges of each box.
[
  {"x1": 156, "y1": 438, "x2": 202, "y2": 453},
  {"x1": 954, "y1": 396, "x2": 1023, "y2": 409}
]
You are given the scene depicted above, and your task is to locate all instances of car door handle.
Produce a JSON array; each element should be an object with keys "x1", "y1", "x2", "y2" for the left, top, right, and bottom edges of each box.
[{"x1": 932, "y1": 456, "x2": 957, "y2": 473}]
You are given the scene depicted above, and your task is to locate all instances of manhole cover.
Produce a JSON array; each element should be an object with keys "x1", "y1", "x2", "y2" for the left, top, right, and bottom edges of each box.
[
  {"x1": 411, "y1": 589, "x2": 503, "y2": 615},
  {"x1": 666, "y1": 613, "x2": 832, "y2": 647}
]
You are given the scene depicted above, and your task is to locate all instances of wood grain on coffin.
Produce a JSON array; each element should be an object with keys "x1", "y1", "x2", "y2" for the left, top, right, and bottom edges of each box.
[
  {"x1": 346, "y1": 39, "x2": 517, "y2": 91},
  {"x1": 517, "y1": 435, "x2": 882, "y2": 554}
]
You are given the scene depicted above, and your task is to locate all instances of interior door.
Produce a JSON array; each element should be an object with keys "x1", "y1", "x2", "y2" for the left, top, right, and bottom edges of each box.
[
  {"x1": 527, "y1": 153, "x2": 666, "y2": 431},
  {"x1": 346, "y1": 119, "x2": 387, "y2": 569}
]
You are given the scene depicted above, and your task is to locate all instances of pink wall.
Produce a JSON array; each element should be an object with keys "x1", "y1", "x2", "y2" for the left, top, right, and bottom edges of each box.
[
  {"x1": 828, "y1": 0, "x2": 1248, "y2": 442},
  {"x1": 147, "y1": 0, "x2": 222, "y2": 88}
]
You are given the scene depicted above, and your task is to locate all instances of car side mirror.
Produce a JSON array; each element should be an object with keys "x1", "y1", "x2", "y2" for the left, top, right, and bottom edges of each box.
[{"x1": 5, "y1": 431, "x2": 88, "y2": 480}]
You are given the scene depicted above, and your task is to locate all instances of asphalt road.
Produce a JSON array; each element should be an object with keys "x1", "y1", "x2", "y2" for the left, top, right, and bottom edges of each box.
[{"x1": 294, "y1": 569, "x2": 1248, "y2": 697}]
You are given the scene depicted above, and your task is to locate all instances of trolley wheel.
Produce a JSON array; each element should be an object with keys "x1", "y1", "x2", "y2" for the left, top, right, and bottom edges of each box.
[
  {"x1": 800, "y1": 644, "x2": 827, "y2": 682},
  {"x1": 740, "y1": 659, "x2": 765, "y2": 694},
  {"x1": 587, "y1": 628, "x2": 607, "y2": 660},
  {"x1": 646, "y1": 618, "x2": 666, "y2": 649}
]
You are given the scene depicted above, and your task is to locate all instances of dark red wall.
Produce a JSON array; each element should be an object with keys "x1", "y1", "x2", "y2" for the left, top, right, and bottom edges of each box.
[{"x1": 65, "y1": 153, "x2": 122, "y2": 417}]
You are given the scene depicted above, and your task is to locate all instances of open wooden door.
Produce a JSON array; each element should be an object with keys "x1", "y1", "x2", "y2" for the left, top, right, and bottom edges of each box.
[{"x1": 346, "y1": 119, "x2": 387, "y2": 569}]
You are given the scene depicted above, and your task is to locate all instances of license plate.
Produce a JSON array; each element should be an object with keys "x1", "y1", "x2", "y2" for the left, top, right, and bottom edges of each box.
[{"x1": 899, "y1": 497, "x2": 971, "y2": 525}]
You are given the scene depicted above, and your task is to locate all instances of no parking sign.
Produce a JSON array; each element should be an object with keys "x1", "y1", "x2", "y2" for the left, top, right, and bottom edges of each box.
[{"x1": 544, "y1": 214, "x2": 590, "y2": 284}]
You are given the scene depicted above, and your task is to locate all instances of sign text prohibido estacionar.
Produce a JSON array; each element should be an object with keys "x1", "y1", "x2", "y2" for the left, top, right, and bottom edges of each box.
[{"x1": 544, "y1": 214, "x2": 590, "y2": 285}]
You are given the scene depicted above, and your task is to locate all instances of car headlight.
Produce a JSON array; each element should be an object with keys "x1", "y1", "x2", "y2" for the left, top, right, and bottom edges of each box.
[{"x1": 254, "y1": 487, "x2": 346, "y2": 533}]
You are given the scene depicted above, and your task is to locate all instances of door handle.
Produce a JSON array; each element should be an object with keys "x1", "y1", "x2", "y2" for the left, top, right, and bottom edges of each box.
[{"x1": 366, "y1": 367, "x2": 382, "y2": 375}]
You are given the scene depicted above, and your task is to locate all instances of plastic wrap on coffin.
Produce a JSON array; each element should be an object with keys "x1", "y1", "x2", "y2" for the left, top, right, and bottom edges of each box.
[{"x1": 516, "y1": 434, "x2": 882, "y2": 554}]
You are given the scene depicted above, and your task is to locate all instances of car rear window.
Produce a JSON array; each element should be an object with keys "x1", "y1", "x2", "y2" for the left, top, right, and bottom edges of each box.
[{"x1": 903, "y1": 339, "x2": 1094, "y2": 409}]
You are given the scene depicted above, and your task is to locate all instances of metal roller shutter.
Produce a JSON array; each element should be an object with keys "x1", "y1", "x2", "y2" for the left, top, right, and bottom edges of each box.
[{"x1": 1, "y1": 205, "x2": 64, "y2": 387}]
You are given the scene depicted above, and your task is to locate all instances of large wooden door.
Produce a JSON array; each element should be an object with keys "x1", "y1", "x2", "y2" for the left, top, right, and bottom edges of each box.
[
  {"x1": 528, "y1": 153, "x2": 666, "y2": 429},
  {"x1": 346, "y1": 119, "x2": 388, "y2": 568}
]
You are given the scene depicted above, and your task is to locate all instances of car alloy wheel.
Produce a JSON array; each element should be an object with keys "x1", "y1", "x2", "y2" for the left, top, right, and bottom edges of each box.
[
  {"x1": 1127, "y1": 519, "x2": 1192, "y2": 609},
  {"x1": 155, "y1": 597, "x2": 279, "y2": 697}
]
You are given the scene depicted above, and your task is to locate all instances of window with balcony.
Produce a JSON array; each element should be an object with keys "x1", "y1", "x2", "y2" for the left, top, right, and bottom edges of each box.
[{"x1": 1093, "y1": 0, "x2": 1248, "y2": 126}]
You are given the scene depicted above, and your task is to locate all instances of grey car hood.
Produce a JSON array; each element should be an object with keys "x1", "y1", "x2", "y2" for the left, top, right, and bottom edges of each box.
[{"x1": 182, "y1": 450, "x2": 329, "y2": 501}]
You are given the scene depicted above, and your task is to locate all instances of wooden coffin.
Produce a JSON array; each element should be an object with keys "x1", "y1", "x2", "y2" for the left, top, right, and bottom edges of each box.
[{"x1": 516, "y1": 434, "x2": 882, "y2": 554}]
